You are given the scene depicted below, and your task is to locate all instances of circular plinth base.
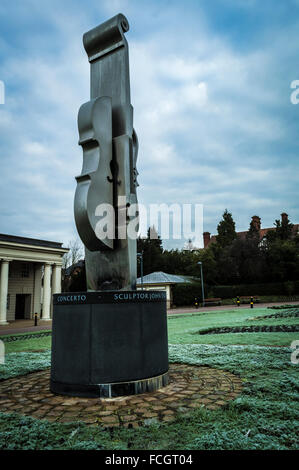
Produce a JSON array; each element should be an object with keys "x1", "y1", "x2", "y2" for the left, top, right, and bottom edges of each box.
[
  {"x1": 51, "y1": 291, "x2": 169, "y2": 398},
  {"x1": 50, "y1": 371, "x2": 169, "y2": 398}
]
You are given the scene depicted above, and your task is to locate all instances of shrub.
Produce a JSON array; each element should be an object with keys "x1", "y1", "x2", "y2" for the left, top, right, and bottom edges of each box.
[
  {"x1": 172, "y1": 282, "x2": 203, "y2": 306},
  {"x1": 212, "y1": 281, "x2": 299, "y2": 299},
  {"x1": 172, "y1": 280, "x2": 299, "y2": 305}
]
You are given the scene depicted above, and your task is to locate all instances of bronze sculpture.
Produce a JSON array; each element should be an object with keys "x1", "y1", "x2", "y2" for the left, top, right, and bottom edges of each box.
[{"x1": 74, "y1": 14, "x2": 139, "y2": 291}]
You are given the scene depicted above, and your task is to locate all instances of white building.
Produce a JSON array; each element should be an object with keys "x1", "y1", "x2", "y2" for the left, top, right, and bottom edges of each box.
[
  {"x1": 0, "y1": 234, "x2": 68, "y2": 324},
  {"x1": 137, "y1": 271, "x2": 191, "y2": 309}
]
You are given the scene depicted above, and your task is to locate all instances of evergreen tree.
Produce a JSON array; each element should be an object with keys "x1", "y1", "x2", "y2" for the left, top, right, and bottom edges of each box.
[
  {"x1": 264, "y1": 239, "x2": 298, "y2": 282},
  {"x1": 230, "y1": 237, "x2": 265, "y2": 284},
  {"x1": 137, "y1": 226, "x2": 163, "y2": 276},
  {"x1": 246, "y1": 217, "x2": 260, "y2": 241},
  {"x1": 266, "y1": 214, "x2": 294, "y2": 243},
  {"x1": 216, "y1": 209, "x2": 237, "y2": 248},
  {"x1": 148, "y1": 226, "x2": 163, "y2": 251},
  {"x1": 275, "y1": 214, "x2": 294, "y2": 241},
  {"x1": 197, "y1": 246, "x2": 218, "y2": 285}
]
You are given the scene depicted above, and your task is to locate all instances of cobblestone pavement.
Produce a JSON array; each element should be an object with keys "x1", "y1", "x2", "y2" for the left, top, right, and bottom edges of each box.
[{"x1": 0, "y1": 364, "x2": 242, "y2": 428}]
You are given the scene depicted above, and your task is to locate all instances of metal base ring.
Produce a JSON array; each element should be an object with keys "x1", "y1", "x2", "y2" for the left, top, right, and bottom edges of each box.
[{"x1": 50, "y1": 371, "x2": 169, "y2": 398}]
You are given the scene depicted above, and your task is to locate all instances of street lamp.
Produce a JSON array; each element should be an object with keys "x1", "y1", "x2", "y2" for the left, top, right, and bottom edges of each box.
[
  {"x1": 137, "y1": 252, "x2": 144, "y2": 290},
  {"x1": 197, "y1": 261, "x2": 205, "y2": 307}
]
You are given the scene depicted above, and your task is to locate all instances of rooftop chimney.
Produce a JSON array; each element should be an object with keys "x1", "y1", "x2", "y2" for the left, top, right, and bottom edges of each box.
[
  {"x1": 203, "y1": 232, "x2": 211, "y2": 248},
  {"x1": 281, "y1": 212, "x2": 288, "y2": 223}
]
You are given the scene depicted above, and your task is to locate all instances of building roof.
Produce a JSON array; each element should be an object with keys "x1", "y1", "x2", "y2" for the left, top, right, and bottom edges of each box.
[
  {"x1": 0, "y1": 233, "x2": 65, "y2": 250},
  {"x1": 137, "y1": 271, "x2": 191, "y2": 285}
]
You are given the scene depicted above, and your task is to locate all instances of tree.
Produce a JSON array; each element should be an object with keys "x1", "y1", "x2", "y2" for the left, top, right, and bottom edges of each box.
[
  {"x1": 264, "y1": 239, "x2": 299, "y2": 282},
  {"x1": 263, "y1": 214, "x2": 299, "y2": 281},
  {"x1": 137, "y1": 226, "x2": 163, "y2": 276},
  {"x1": 275, "y1": 215, "x2": 294, "y2": 241},
  {"x1": 68, "y1": 263, "x2": 87, "y2": 292},
  {"x1": 160, "y1": 249, "x2": 184, "y2": 275},
  {"x1": 62, "y1": 238, "x2": 84, "y2": 269},
  {"x1": 196, "y1": 246, "x2": 218, "y2": 285},
  {"x1": 266, "y1": 214, "x2": 294, "y2": 243},
  {"x1": 230, "y1": 237, "x2": 265, "y2": 284},
  {"x1": 214, "y1": 244, "x2": 239, "y2": 284},
  {"x1": 216, "y1": 209, "x2": 237, "y2": 248},
  {"x1": 246, "y1": 217, "x2": 260, "y2": 241},
  {"x1": 148, "y1": 226, "x2": 163, "y2": 251}
]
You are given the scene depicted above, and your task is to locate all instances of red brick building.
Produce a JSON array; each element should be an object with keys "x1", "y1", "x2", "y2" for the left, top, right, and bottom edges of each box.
[{"x1": 203, "y1": 213, "x2": 299, "y2": 249}]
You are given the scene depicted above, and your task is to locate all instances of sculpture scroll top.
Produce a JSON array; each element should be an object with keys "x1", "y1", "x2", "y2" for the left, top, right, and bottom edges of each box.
[{"x1": 74, "y1": 14, "x2": 138, "y2": 291}]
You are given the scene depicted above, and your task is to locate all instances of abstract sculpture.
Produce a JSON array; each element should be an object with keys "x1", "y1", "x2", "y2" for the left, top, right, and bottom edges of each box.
[{"x1": 74, "y1": 13, "x2": 138, "y2": 291}]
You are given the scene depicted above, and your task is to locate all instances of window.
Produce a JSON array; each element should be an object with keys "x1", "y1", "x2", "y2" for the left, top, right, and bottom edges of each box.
[
  {"x1": 21, "y1": 263, "x2": 30, "y2": 278},
  {"x1": 7, "y1": 294, "x2": 10, "y2": 310}
]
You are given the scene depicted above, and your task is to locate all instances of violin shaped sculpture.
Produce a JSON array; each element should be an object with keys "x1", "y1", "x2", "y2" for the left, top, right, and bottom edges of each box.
[{"x1": 74, "y1": 14, "x2": 139, "y2": 291}]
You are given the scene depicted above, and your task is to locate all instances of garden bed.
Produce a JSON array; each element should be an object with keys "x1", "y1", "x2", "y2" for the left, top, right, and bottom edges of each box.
[
  {"x1": 197, "y1": 324, "x2": 299, "y2": 335},
  {"x1": 1, "y1": 332, "x2": 52, "y2": 343}
]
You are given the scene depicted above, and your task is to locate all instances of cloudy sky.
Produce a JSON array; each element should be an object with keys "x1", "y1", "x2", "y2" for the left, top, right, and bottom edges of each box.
[{"x1": 0, "y1": 0, "x2": 298, "y2": 250}]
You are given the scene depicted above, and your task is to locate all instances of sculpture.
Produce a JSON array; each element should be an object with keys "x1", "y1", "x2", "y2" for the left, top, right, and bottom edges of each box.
[
  {"x1": 74, "y1": 13, "x2": 139, "y2": 291},
  {"x1": 51, "y1": 14, "x2": 168, "y2": 398}
]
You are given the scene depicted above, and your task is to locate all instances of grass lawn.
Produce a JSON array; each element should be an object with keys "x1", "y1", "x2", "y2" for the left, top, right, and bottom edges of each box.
[
  {"x1": 4, "y1": 336, "x2": 52, "y2": 354},
  {"x1": 168, "y1": 307, "x2": 299, "y2": 346},
  {"x1": 0, "y1": 306, "x2": 298, "y2": 450}
]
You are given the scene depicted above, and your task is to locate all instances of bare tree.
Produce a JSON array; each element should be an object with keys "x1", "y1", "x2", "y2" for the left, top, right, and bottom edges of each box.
[{"x1": 62, "y1": 238, "x2": 84, "y2": 269}]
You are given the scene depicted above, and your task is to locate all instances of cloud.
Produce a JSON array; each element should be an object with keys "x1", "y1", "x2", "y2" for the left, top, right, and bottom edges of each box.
[{"x1": 0, "y1": 0, "x2": 298, "y2": 249}]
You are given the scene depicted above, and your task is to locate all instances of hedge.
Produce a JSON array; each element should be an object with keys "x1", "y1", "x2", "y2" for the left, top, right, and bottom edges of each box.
[
  {"x1": 211, "y1": 280, "x2": 299, "y2": 298},
  {"x1": 172, "y1": 282, "x2": 203, "y2": 306},
  {"x1": 172, "y1": 280, "x2": 299, "y2": 305},
  {"x1": 1, "y1": 332, "x2": 52, "y2": 343}
]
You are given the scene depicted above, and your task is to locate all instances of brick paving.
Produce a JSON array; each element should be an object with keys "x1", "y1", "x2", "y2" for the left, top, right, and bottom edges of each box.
[{"x1": 0, "y1": 364, "x2": 242, "y2": 428}]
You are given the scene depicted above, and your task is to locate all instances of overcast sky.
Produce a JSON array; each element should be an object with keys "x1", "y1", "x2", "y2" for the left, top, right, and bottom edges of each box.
[{"x1": 0, "y1": 0, "x2": 298, "y2": 249}]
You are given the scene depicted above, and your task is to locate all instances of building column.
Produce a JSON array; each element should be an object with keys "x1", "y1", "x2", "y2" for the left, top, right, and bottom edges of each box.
[
  {"x1": 52, "y1": 264, "x2": 62, "y2": 295},
  {"x1": 166, "y1": 285, "x2": 171, "y2": 309},
  {"x1": 0, "y1": 260, "x2": 10, "y2": 325},
  {"x1": 41, "y1": 263, "x2": 52, "y2": 321},
  {"x1": 33, "y1": 264, "x2": 42, "y2": 317}
]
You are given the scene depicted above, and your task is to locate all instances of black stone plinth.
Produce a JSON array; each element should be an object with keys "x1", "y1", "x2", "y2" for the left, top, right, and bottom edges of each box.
[{"x1": 50, "y1": 291, "x2": 169, "y2": 398}]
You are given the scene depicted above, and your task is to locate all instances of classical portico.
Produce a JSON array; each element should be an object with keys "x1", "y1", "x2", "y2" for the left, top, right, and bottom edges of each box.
[{"x1": 0, "y1": 234, "x2": 68, "y2": 324}]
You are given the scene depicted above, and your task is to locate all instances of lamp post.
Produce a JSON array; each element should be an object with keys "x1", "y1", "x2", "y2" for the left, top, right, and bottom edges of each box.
[
  {"x1": 197, "y1": 261, "x2": 205, "y2": 307},
  {"x1": 137, "y1": 252, "x2": 144, "y2": 290}
]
